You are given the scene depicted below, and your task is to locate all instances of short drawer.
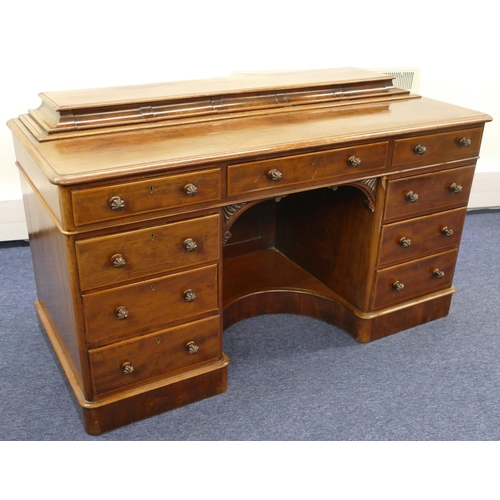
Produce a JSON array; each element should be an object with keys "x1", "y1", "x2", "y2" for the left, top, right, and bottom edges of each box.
[
  {"x1": 227, "y1": 142, "x2": 388, "y2": 197},
  {"x1": 89, "y1": 315, "x2": 221, "y2": 395},
  {"x1": 76, "y1": 214, "x2": 220, "y2": 291},
  {"x1": 372, "y1": 249, "x2": 458, "y2": 310},
  {"x1": 71, "y1": 168, "x2": 221, "y2": 226},
  {"x1": 392, "y1": 126, "x2": 483, "y2": 168},
  {"x1": 378, "y1": 207, "x2": 466, "y2": 267},
  {"x1": 83, "y1": 264, "x2": 218, "y2": 344},
  {"x1": 384, "y1": 165, "x2": 475, "y2": 222}
]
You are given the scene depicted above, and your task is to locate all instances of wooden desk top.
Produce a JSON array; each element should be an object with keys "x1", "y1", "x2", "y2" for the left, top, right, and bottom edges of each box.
[{"x1": 8, "y1": 68, "x2": 492, "y2": 186}]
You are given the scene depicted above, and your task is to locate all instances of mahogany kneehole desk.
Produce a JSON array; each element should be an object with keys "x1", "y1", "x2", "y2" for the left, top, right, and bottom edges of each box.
[{"x1": 8, "y1": 68, "x2": 492, "y2": 434}]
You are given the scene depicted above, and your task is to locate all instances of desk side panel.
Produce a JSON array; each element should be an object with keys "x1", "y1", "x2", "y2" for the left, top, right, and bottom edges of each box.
[{"x1": 19, "y1": 175, "x2": 90, "y2": 399}]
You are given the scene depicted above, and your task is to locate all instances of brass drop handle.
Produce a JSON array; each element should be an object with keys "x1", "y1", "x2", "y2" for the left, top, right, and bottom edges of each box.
[
  {"x1": 115, "y1": 306, "x2": 129, "y2": 320},
  {"x1": 186, "y1": 341, "x2": 199, "y2": 354},
  {"x1": 184, "y1": 183, "x2": 198, "y2": 196},
  {"x1": 347, "y1": 156, "x2": 361, "y2": 167},
  {"x1": 267, "y1": 169, "x2": 282, "y2": 182},
  {"x1": 399, "y1": 237, "x2": 412, "y2": 248},
  {"x1": 449, "y1": 183, "x2": 463, "y2": 194},
  {"x1": 109, "y1": 196, "x2": 125, "y2": 211},
  {"x1": 414, "y1": 144, "x2": 427, "y2": 155},
  {"x1": 405, "y1": 191, "x2": 419, "y2": 203},
  {"x1": 121, "y1": 361, "x2": 134, "y2": 375},
  {"x1": 459, "y1": 137, "x2": 472, "y2": 148},
  {"x1": 392, "y1": 281, "x2": 405, "y2": 291},
  {"x1": 183, "y1": 289, "x2": 197, "y2": 302},
  {"x1": 441, "y1": 226, "x2": 454, "y2": 237},
  {"x1": 433, "y1": 269, "x2": 445, "y2": 279},
  {"x1": 111, "y1": 253, "x2": 126, "y2": 267},
  {"x1": 183, "y1": 238, "x2": 198, "y2": 252}
]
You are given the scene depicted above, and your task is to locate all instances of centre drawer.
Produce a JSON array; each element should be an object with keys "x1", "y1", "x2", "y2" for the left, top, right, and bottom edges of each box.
[
  {"x1": 71, "y1": 168, "x2": 221, "y2": 226},
  {"x1": 227, "y1": 142, "x2": 388, "y2": 196},
  {"x1": 372, "y1": 249, "x2": 458, "y2": 310},
  {"x1": 83, "y1": 264, "x2": 219, "y2": 344},
  {"x1": 76, "y1": 213, "x2": 220, "y2": 291},
  {"x1": 89, "y1": 315, "x2": 221, "y2": 395},
  {"x1": 384, "y1": 165, "x2": 475, "y2": 223}
]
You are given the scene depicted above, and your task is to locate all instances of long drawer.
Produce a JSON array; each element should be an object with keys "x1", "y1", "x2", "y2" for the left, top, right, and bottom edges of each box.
[
  {"x1": 392, "y1": 126, "x2": 483, "y2": 168},
  {"x1": 76, "y1": 213, "x2": 220, "y2": 290},
  {"x1": 89, "y1": 315, "x2": 221, "y2": 395},
  {"x1": 227, "y1": 142, "x2": 388, "y2": 196},
  {"x1": 71, "y1": 168, "x2": 221, "y2": 226},
  {"x1": 384, "y1": 165, "x2": 474, "y2": 223},
  {"x1": 372, "y1": 249, "x2": 458, "y2": 310},
  {"x1": 83, "y1": 264, "x2": 219, "y2": 344},
  {"x1": 378, "y1": 207, "x2": 466, "y2": 267}
]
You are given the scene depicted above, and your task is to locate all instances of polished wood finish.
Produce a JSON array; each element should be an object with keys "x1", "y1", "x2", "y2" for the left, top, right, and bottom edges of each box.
[{"x1": 8, "y1": 68, "x2": 491, "y2": 434}]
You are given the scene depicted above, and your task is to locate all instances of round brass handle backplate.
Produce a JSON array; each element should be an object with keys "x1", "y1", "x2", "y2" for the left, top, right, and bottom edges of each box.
[
  {"x1": 115, "y1": 306, "x2": 129, "y2": 320},
  {"x1": 121, "y1": 362, "x2": 134, "y2": 375},
  {"x1": 414, "y1": 145, "x2": 427, "y2": 155},
  {"x1": 267, "y1": 169, "x2": 282, "y2": 182},
  {"x1": 183, "y1": 289, "x2": 197, "y2": 302},
  {"x1": 392, "y1": 281, "x2": 405, "y2": 291},
  {"x1": 433, "y1": 269, "x2": 445, "y2": 279},
  {"x1": 184, "y1": 183, "x2": 198, "y2": 196},
  {"x1": 109, "y1": 196, "x2": 125, "y2": 211},
  {"x1": 399, "y1": 237, "x2": 412, "y2": 248},
  {"x1": 186, "y1": 341, "x2": 199, "y2": 354},
  {"x1": 441, "y1": 226, "x2": 454, "y2": 237},
  {"x1": 347, "y1": 156, "x2": 361, "y2": 167},
  {"x1": 405, "y1": 191, "x2": 419, "y2": 203},
  {"x1": 183, "y1": 238, "x2": 198, "y2": 252},
  {"x1": 459, "y1": 137, "x2": 472, "y2": 148},
  {"x1": 111, "y1": 254, "x2": 126, "y2": 267},
  {"x1": 449, "y1": 183, "x2": 462, "y2": 194}
]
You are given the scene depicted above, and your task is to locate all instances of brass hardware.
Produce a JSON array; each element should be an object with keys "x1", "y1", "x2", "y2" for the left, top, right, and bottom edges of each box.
[
  {"x1": 149, "y1": 185, "x2": 155, "y2": 194},
  {"x1": 441, "y1": 226, "x2": 454, "y2": 237},
  {"x1": 459, "y1": 137, "x2": 472, "y2": 148},
  {"x1": 115, "y1": 306, "x2": 129, "y2": 320},
  {"x1": 267, "y1": 169, "x2": 282, "y2": 182},
  {"x1": 121, "y1": 361, "x2": 134, "y2": 375},
  {"x1": 109, "y1": 196, "x2": 125, "y2": 211},
  {"x1": 111, "y1": 254, "x2": 126, "y2": 267},
  {"x1": 151, "y1": 284, "x2": 155, "y2": 292},
  {"x1": 183, "y1": 238, "x2": 198, "y2": 252},
  {"x1": 183, "y1": 289, "x2": 196, "y2": 302},
  {"x1": 399, "y1": 237, "x2": 412, "y2": 248},
  {"x1": 392, "y1": 281, "x2": 405, "y2": 291},
  {"x1": 184, "y1": 183, "x2": 198, "y2": 196},
  {"x1": 414, "y1": 144, "x2": 427, "y2": 155},
  {"x1": 449, "y1": 183, "x2": 462, "y2": 193},
  {"x1": 433, "y1": 269, "x2": 445, "y2": 279},
  {"x1": 405, "y1": 191, "x2": 419, "y2": 203},
  {"x1": 347, "y1": 156, "x2": 361, "y2": 167},
  {"x1": 186, "y1": 341, "x2": 199, "y2": 354}
]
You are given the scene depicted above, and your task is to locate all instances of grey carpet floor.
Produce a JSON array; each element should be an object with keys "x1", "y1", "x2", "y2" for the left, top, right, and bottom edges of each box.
[{"x1": 0, "y1": 210, "x2": 499, "y2": 440}]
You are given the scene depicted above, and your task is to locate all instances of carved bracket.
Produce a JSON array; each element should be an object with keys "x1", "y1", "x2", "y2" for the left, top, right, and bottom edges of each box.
[{"x1": 329, "y1": 178, "x2": 377, "y2": 212}]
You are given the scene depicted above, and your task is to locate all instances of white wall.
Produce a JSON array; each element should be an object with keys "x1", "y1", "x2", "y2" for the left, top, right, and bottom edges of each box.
[{"x1": 1, "y1": 0, "x2": 498, "y2": 239}]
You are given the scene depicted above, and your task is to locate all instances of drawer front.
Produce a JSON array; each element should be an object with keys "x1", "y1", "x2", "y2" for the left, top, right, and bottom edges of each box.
[
  {"x1": 71, "y1": 168, "x2": 221, "y2": 226},
  {"x1": 392, "y1": 127, "x2": 483, "y2": 167},
  {"x1": 227, "y1": 142, "x2": 388, "y2": 196},
  {"x1": 384, "y1": 165, "x2": 475, "y2": 222},
  {"x1": 372, "y1": 249, "x2": 458, "y2": 310},
  {"x1": 89, "y1": 315, "x2": 221, "y2": 395},
  {"x1": 83, "y1": 264, "x2": 218, "y2": 344},
  {"x1": 76, "y1": 214, "x2": 220, "y2": 291},
  {"x1": 378, "y1": 207, "x2": 466, "y2": 267}
]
